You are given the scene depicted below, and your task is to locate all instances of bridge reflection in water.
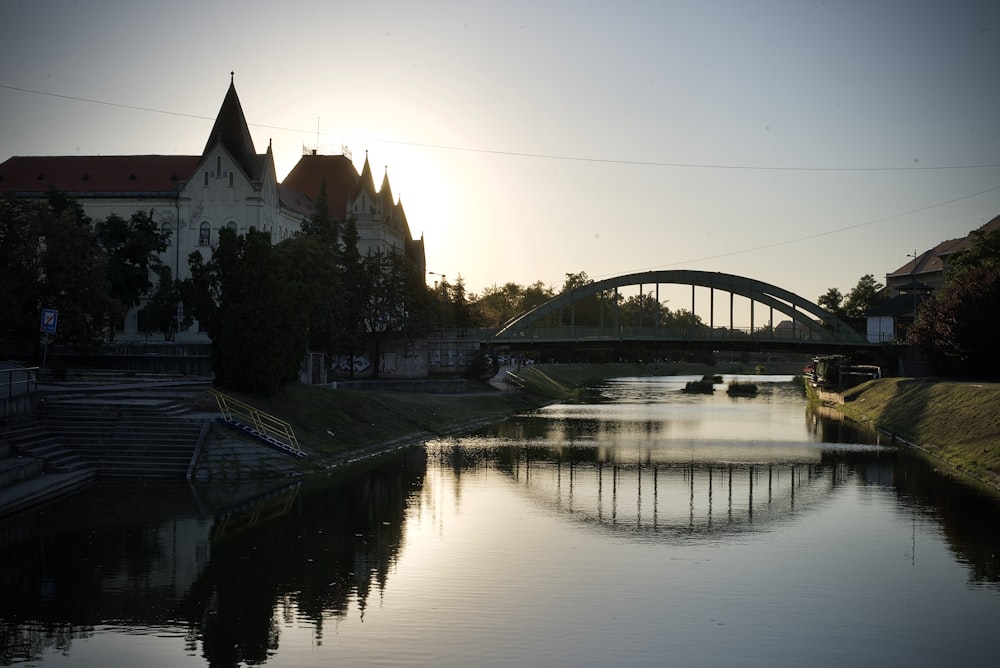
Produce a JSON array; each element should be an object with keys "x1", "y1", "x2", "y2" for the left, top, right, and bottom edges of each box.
[{"x1": 430, "y1": 437, "x2": 891, "y2": 541}]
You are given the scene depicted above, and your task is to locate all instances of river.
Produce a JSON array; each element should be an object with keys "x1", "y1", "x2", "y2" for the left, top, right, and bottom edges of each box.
[{"x1": 2, "y1": 375, "x2": 999, "y2": 667}]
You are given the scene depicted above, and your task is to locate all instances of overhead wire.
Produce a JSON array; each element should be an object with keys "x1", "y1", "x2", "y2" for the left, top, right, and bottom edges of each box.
[{"x1": 3, "y1": 83, "x2": 999, "y2": 173}]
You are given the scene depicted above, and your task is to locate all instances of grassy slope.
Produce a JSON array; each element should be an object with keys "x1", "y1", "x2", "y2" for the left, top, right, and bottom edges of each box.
[
  {"x1": 204, "y1": 382, "x2": 542, "y2": 459},
  {"x1": 837, "y1": 378, "x2": 1000, "y2": 489},
  {"x1": 202, "y1": 363, "x2": 690, "y2": 463}
]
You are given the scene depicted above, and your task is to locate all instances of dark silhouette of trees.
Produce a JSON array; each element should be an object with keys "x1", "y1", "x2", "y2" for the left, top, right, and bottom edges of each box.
[
  {"x1": 818, "y1": 274, "x2": 886, "y2": 332},
  {"x1": 0, "y1": 191, "x2": 128, "y2": 355},
  {"x1": 910, "y1": 230, "x2": 1000, "y2": 379},
  {"x1": 94, "y1": 210, "x2": 168, "y2": 338}
]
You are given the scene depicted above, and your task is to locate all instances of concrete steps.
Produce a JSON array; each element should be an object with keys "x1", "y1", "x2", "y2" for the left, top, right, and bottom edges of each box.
[
  {"x1": 1, "y1": 398, "x2": 209, "y2": 517},
  {"x1": 33, "y1": 400, "x2": 206, "y2": 478}
]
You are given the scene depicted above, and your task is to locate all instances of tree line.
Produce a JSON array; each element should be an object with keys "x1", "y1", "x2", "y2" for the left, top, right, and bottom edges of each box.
[
  {"x1": 0, "y1": 186, "x2": 434, "y2": 396},
  {"x1": 5, "y1": 187, "x2": 995, "y2": 390}
]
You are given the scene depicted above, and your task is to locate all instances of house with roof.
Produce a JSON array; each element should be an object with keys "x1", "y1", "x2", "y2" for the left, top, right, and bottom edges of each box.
[
  {"x1": 282, "y1": 150, "x2": 425, "y2": 270},
  {"x1": 868, "y1": 214, "x2": 1000, "y2": 343},
  {"x1": 0, "y1": 77, "x2": 424, "y2": 346}
]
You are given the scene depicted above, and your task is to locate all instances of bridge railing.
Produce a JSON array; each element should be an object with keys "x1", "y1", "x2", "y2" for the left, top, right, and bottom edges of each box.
[{"x1": 491, "y1": 324, "x2": 830, "y2": 343}]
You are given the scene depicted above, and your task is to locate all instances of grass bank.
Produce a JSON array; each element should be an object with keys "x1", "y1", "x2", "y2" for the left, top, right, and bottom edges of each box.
[
  {"x1": 201, "y1": 382, "x2": 542, "y2": 463},
  {"x1": 205, "y1": 362, "x2": 796, "y2": 471},
  {"x1": 830, "y1": 378, "x2": 1000, "y2": 490}
]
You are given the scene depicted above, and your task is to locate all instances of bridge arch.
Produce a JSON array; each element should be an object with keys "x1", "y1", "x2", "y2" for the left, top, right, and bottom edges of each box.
[{"x1": 493, "y1": 270, "x2": 864, "y2": 345}]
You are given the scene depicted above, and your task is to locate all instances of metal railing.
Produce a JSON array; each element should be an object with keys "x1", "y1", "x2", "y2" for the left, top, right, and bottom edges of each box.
[
  {"x1": 208, "y1": 389, "x2": 301, "y2": 454},
  {"x1": 1, "y1": 365, "x2": 38, "y2": 399}
]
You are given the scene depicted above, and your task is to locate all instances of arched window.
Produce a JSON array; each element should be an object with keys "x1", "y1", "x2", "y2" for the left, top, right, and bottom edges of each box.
[
  {"x1": 216, "y1": 156, "x2": 222, "y2": 176},
  {"x1": 229, "y1": 171, "x2": 234, "y2": 187},
  {"x1": 226, "y1": 221, "x2": 237, "y2": 232},
  {"x1": 199, "y1": 221, "x2": 211, "y2": 246},
  {"x1": 161, "y1": 222, "x2": 172, "y2": 245}
]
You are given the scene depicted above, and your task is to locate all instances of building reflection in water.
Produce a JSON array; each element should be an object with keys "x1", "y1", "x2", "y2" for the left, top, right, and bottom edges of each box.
[{"x1": 2, "y1": 405, "x2": 999, "y2": 666}]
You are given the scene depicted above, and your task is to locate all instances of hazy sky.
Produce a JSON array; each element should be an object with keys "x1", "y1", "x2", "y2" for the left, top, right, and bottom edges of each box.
[{"x1": 2, "y1": 0, "x2": 998, "y2": 311}]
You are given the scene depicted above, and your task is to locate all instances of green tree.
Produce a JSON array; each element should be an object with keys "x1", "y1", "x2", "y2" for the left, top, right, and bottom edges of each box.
[
  {"x1": 95, "y1": 210, "x2": 168, "y2": 338},
  {"x1": 817, "y1": 287, "x2": 847, "y2": 323},
  {"x1": 141, "y1": 265, "x2": 185, "y2": 340},
  {"x1": 843, "y1": 274, "x2": 885, "y2": 329},
  {"x1": 911, "y1": 229, "x2": 1000, "y2": 379},
  {"x1": 299, "y1": 177, "x2": 340, "y2": 248},
  {"x1": 946, "y1": 228, "x2": 1000, "y2": 278},
  {"x1": 278, "y1": 231, "x2": 340, "y2": 355},
  {"x1": 909, "y1": 265, "x2": 1000, "y2": 378},
  {"x1": 360, "y1": 249, "x2": 412, "y2": 377},
  {"x1": 337, "y1": 216, "x2": 367, "y2": 378},
  {"x1": 36, "y1": 204, "x2": 114, "y2": 352},
  {"x1": 0, "y1": 194, "x2": 47, "y2": 353},
  {"x1": 220, "y1": 229, "x2": 308, "y2": 396}
]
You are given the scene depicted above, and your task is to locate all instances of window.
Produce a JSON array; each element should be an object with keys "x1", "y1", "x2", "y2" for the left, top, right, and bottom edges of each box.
[
  {"x1": 216, "y1": 156, "x2": 222, "y2": 176},
  {"x1": 199, "y1": 222, "x2": 211, "y2": 246},
  {"x1": 161, "y1": 222, "x2": 172, "y2": 245},
  {"x1": 229, "y1": 171, "x2": 234, "y2": 187},
  {"x1": 204, "y1": 171, "x2": 209, "y2": 186}
]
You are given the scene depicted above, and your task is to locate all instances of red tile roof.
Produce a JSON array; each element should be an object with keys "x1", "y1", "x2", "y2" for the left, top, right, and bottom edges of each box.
[
  {"x1": 887, "y1": 214, "x2": 1000, "y2": 279},
  {"x1": 281, "y1": 153, "x2": 359, "y2": 219},
  {"x1": 0, "y1": 155, "x2": 199, "y2": 195}
]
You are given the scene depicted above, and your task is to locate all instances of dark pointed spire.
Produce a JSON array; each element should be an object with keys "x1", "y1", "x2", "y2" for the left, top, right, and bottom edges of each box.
[{"x1": 203, "y1": 75, "x2": 260, "y2": 180}]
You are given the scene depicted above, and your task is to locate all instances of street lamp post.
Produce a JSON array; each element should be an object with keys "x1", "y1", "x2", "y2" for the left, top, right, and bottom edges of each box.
[{"x1": 427, "y1": 271, "x2": 447, "y2": 330}]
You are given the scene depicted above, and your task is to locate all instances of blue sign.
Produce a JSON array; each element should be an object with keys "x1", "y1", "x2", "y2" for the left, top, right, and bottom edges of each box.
[{"x1": 40, "y1": 308, "x2": 58, "y2": 334}]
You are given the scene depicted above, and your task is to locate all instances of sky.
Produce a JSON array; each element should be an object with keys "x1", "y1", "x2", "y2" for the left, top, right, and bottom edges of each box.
[{"x1": 2, "y1": 0, "x2": 998, "y2": 316}]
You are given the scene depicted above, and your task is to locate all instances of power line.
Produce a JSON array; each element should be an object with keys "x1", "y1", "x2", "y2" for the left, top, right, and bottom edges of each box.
[
  {"x1": 3, "y1": 83, "x2": 999, "y2": 173},
  {"x1": 603, "y1": 183, "x2": 1000, "y2": 280}
]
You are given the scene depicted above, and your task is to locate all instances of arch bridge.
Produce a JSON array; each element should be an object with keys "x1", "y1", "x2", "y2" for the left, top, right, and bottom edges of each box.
[{"x1": 490, "y1": 270, "x2": 873, "y2": 354}]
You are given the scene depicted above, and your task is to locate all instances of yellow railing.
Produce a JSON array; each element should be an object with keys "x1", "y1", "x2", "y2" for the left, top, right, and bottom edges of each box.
[{"x1": 208, "y1": 389, "x2": 302, "y2": 454}]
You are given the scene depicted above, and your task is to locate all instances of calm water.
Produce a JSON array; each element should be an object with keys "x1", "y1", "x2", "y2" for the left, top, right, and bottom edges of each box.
[{"x1": 2, "y1": 375, "x2": 999, "y2": 667}]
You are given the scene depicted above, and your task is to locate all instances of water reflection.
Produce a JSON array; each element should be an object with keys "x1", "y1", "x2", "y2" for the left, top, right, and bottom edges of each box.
[
  {"x1": 0, "y1": 448, "x2": 427, "y2": 665},
  {"x1": 1, "y1": 378, "x2": 999, "y2": 667}
]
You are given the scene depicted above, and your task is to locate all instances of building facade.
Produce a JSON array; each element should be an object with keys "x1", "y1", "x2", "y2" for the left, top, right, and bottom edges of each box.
[{"x1": 0, "y1": 78, "x2": 424, "y2": 344}]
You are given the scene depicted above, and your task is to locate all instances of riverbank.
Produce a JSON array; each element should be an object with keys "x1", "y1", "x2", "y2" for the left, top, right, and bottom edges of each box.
[
  {"x1": 195, "y1": 362, "x2": 739, "y2": 475},
  {"x1": 814, "y1": 378, "x2": 1000, "y2": 491}
]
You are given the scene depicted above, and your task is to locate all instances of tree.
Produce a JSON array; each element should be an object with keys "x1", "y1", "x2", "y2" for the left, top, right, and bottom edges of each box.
[
  {"x1": 817, "y1": 287, "x2": 847, "y2": 323},
  {"x1": 946, "y1": 228, "x2": 1000, "y2": 278},
  {"x1": 909, "y1": 265, "x2": 1000, "y2": 378},
  {"x1": 0, "y1": 194, "x2": 48, "y2": 353},
  {"x1": 910, "y1": 229, "x2": 1000, "y2": 379},
  {"x1": 95, "y1": 210, "x2": 168, "y2": 338},
  {"x1": 337, "y1": 216, "x2": 367, "y2": 378},
  {"x1": 36, "y1": 205, "x2": 114, "y2": 353},
  {"x1": 843, "y1": 274, "x2": 885, "y2": 329},
  {"x1": 141, "y1": 265, "x2": 185, "y2": 340},
  {"x1": 278, "y1": 232, "x2": 340, "y2": 354},
  {"x1": 360, "y1": 249, "x2": 412, "y2": 377},
  {"x1": 185, "y1": 228, "x2": 308, "y2": 395},
  {"x1": 299, "y1": 177, "x2": 340, "y2": 248},
  {"x1": 219, "y1": 229, "x2": 309, "y2": 396}
]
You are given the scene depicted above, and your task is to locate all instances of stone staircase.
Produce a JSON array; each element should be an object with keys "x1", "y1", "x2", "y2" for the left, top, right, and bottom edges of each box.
[
  {"x1": 33, "y1": 398, "x2": 207, "y2": 478},
  {"x1": 1, "y1": 396, "x2": 209, "y2": 517}
]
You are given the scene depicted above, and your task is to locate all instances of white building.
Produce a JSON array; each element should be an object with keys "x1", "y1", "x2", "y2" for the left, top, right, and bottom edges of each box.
[{"x1": 0, "y1": 77, "x2": 424, "y2": 343}]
